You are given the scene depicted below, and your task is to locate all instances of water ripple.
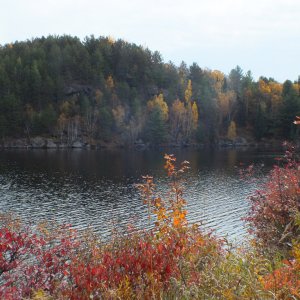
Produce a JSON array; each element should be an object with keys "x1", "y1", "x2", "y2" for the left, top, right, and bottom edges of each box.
[{"x1": 0, "y1": 148, "x2": 275, "y2": 242}]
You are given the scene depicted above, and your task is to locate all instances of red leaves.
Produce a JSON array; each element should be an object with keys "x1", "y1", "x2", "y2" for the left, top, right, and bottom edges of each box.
[
  {"x1": 246, "y1": 146, "x2": 300, "y2": 250},
  {"x1": 0, "y1": 221, "x2": 80, "y2": 299}
]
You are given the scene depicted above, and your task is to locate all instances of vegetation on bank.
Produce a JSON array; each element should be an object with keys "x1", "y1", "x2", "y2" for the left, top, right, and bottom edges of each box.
[
  {"x1": 1, "y1": 150, "x2": 300, "y2": 299},
  {"x1": 1, "y1": 35, "x2": 300, "y2": 147}
]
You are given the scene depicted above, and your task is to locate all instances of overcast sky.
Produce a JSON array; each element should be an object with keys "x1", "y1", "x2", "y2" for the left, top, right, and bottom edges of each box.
[{"x1": 1, "y1": 0, "x2": 300, "y2": 82}]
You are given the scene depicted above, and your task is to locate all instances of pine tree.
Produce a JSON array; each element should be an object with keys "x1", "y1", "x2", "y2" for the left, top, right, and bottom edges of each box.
[{"x1": 145, "y1": 107, "x2": 167, "y2": 144}]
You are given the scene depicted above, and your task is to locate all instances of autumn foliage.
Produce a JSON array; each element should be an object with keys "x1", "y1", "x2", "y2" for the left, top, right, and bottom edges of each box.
[
  {"x1": 2, "y1": 152, "x2": 300, "y2": 299},
  {"x1": 0, "y1": 216, "x2": 80, "y2": 299},
  {"x1": 246, "y1": 143, "x2": 300, "y2": 251}
]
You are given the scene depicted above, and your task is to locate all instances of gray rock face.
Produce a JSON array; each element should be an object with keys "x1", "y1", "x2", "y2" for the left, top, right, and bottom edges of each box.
[
  {"x1": 134, "y1": 139, "x2": 147, "y2": 150},
  {"x1": 64, "y1": 84, "x2": 92, "y2": 96},
  {"x1": 218, "y1": 137, "x2": 249, "y2": 147},
  {"x1": 235, "y1": 137, "x2": 248, "y2": 146},
  {"x1": 2, "y1": 139, "x2": 29, "y2": 148},
  {"x1": 31, "y1": 137, "x2": 46, "y2": 148},
  {"x1": 72, "y1": 141, "x2": 84, "y2": 148},
  {"x1": 46, "y1": 139, "x2": 57, "y2": 148},
  {"x1": 58, "y1": 143, "x2": 68, "y2": 148},
  {"x1": 218, "y1": 138, "x2": 234, "y2": 147},
  {"x1": 17, "y1": 139, "x2": 30, "y2": 148}
]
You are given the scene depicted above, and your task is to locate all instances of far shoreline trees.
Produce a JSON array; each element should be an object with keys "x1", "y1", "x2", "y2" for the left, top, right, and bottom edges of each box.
[{"x1": 0, "y1": 35, "x2": 299, "y2": 146}]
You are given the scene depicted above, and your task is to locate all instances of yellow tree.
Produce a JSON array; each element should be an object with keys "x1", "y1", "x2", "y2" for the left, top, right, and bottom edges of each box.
[
  {"x1": 258, "y1": 79, "x2": 271, "y2": 95},
  {"x1": 258, "y1": 79, "x2": 283, "y2": 120},
  {"x1": 147, "y1": 94, "x2": 169, "y2": 121},
  {"x1": 210, "y1": 70, "x2": 225, "y2": 94},
  {"x1": 183, "y1": 102, "x2": 193, "y2": 139},
  {"x1": 107, "y1": 35, "x2": 115, "y2": 44},
  {"x1": 269, "y1": 81, "x2": 283, "y2": 117},
  {"x1": 105, "y1": 76, "x2": 119, "y2": 108},
  {"x1": 192, "y1": 101, "x2": 199, "y2": 130},
  {"x1": 227, "y1": 121, "x2": 237, "y2": 140},
  {"x1": 183, "y1": 80, "x2": 197, "y2": 140},
  {"x1": 208, "y1": 70, "x2": 237, "y2": 134},
  {"x1": 106, "y1": 75, "x2": 114, "y2": 90},
  {"x1": 60, "y1": 100, "x2": 71, "y2": 116},
  {"x1": 184, "y1": 80, "x2": 192, "y2": 103},
  {"x1": 217, "y1": 91, "x2": 236, "y2": 125},
  {"x1": 170, "y1": 99, "x2": 185, "y2": 142}
]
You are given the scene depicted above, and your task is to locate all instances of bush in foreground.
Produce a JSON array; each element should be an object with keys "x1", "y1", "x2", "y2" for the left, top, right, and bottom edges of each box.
[{"x1": 246, "y1": 144, "x2": 300, "y2": 253}]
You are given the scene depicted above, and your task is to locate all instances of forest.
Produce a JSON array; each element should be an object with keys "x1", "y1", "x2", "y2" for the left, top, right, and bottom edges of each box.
[{"x1": 0, "y1": 35, "x2": 300, "y2": 147}]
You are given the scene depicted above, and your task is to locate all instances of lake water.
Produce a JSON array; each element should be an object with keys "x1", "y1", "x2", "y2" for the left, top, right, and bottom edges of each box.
[{"x1": 0, "y1": 148, "x2": 280, "y2": 243}]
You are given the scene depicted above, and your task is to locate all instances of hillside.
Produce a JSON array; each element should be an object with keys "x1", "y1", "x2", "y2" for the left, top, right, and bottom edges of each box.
[{"x1": 0, "y1": 35, "x2": 299, "y2": 148}]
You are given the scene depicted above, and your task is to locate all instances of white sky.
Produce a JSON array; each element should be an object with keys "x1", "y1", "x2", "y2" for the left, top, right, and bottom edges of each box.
[{"x1": 1, "y1": 0, "x2": 300, "y2": 82}]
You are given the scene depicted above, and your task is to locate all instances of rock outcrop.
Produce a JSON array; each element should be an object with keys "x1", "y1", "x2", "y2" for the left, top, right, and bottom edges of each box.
[
  {"x1": 31, "y1": 137, "x2": 46, "y2": 148},
  {"x1": 46, "y1": 139, "x2": 57, "y2": 149},
  {"x1": 72, "y1": 141, "x2": 85, "y2": 148}
]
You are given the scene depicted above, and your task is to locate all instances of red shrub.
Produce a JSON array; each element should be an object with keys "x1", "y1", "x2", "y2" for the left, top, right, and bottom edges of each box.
[
  {"x1": 246, "y1": 144, "x2": 300, "y2": 251},
  {"x1": 0, "y1": 217, "x2": 79, "y2": 299}
]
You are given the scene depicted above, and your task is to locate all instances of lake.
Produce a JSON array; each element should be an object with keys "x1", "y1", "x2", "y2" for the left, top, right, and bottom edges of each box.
[{"x1": 0, "y1": 148, "x2": 280, "y2": 243}]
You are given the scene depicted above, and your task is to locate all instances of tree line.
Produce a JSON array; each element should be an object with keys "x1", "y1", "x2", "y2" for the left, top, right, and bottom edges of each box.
[{"x1": 0, "y1": 35, "x2": 299, "y2": 146}]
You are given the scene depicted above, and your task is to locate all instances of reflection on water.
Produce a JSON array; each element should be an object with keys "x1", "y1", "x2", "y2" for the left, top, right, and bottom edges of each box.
[{"x1": 0, "y1": 148, "x2": 280, "y2": 242}]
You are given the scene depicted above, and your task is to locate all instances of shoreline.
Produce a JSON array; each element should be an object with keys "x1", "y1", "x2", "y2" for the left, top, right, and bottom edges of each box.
[{"x1": 0, "y1": 136, "x2": 286, "y2": 151}]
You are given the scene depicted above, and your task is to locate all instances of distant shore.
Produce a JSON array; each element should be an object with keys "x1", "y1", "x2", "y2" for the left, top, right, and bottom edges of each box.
[{"x1": 0, "y1": 136, "x2": 286, "y2": 150}]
